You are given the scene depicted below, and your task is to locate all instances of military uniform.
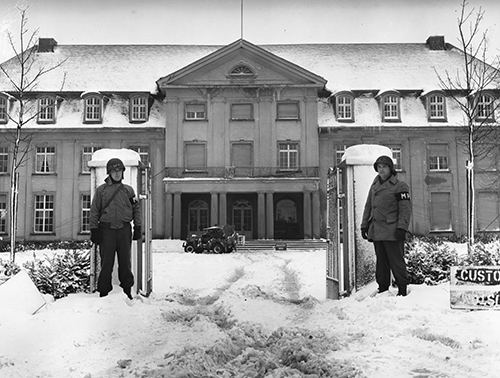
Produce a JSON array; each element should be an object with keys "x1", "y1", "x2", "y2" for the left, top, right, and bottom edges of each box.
[
  {"x1": 89, "y1": 159, "x2": 141, "y2": 298},
  {"x1": 361, "y1": 157, "x2": 412, "y2": 295}
]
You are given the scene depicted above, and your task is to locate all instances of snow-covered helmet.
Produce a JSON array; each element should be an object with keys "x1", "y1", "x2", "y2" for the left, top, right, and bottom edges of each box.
[{"x1": 106, "y1": 158, "x2": 125, "y2": 174}]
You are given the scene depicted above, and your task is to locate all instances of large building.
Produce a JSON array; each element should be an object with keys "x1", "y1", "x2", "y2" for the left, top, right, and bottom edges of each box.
[{"x1": 0, "y1": 36, "x2": 498, "y2": 241}]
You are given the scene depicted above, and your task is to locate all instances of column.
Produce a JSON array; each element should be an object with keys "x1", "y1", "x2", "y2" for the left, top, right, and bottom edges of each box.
[
  {"x1": 211, "y1": 192, "x2": 218, "y2": 226},
  {"x1": 258, "y1": 192, "x2": 266, "y2": 239},
  {"x1": 173, "y1": 192, "x2": 181, "y2": 239},
  {"x1": 266, "y1": 192, "x2": 274, "y2": 239},
  {"x1": 312, "y1": 190, "x2": 321, "y2": 238},
  {"x1": 219, "y1": 192, "x2": 227, "y2": 226},
  {"x1": 165, "y1": 192, "x2": 173, "y2": 239},
  {"x1": 304, "y1": 191, "x2": 312, "y2": 239}
]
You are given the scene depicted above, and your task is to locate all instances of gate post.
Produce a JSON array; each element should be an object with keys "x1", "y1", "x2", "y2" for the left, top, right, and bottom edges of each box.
[{"x1": 332, "y1": 144, "x2": 393, "y2": 297}]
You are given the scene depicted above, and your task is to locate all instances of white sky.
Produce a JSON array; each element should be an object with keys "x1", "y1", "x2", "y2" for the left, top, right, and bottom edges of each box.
[{"x1": 0, "y1": 0, "x2": 499, "y2": 63}]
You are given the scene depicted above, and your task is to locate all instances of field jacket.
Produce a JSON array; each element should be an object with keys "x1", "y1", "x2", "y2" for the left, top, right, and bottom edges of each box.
[
  {"x1": 89, "y1": 177, "x2": 141, "y2": 230},
  {"x1": 361, "y1": 175, "x2": 412, "y2": 241}
]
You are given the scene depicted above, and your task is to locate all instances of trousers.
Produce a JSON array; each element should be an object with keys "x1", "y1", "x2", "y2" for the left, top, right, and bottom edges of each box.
[
  {"x1": 373, "y1": 240, "x2": 408, "y2": 290},
  {"x1": 97, "y1": 223, "x2": 134, "y2": 295}
]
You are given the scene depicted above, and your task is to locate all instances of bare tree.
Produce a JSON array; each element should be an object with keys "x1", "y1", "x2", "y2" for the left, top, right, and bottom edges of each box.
[
  {"x1": 0, "y1": 8, "x2": 66, "y2": 262},
  {"x1": 436, "y1": 0, "x2": 500, "y2": 251}
]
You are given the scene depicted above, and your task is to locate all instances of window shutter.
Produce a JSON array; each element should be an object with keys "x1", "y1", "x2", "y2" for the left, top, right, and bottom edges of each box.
[
  {"x1": 430, "y1": 192, "x2": 451, "y2": 230},
  {"x1": 477, "y1": 193, "x2": 499, "y2": 231},
  {"x1": 429, "y1": 144, "x2": 447, "y2": 155},
  {"x1": 277, "y1": 103, "x2": 299, "y2": 119},
  {"x1": 231, "y1": 104, "x2": 252, "y2": 120},
  {"x1": 186, "y1": 144, "x2": 206, "y2": 169},
  {"x1": 231, "y1": 143, "x2": 252, "y2": 167}
]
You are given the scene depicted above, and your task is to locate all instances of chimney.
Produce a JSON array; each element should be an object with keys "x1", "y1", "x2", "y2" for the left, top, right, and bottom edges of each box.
[
  {"x1": 37, "y1": 38, "x2": 57, "y2": 53},
  {"x1": 426, "y1": 36, "x2": 446, "y2": 50}
]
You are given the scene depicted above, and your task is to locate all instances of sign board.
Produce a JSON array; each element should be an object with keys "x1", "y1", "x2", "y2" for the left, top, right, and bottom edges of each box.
[
  {"x1": 275, "y1": 242, "x2": 287, "y2": 251},
  {"x1": 450, "y1": 266, "x2": 500, "y2": 310}
]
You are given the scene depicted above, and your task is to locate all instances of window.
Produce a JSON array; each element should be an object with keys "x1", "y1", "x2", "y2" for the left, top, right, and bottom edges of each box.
[
  {"x1": 185, "y1": 103, "x2": 206, "y2": 120},
  {"x1": 476, "y1": 93, "x2": 495, "y2": 121},
  {"x1": 382, "y1": 94, "x2": 400, "y2": 121},
  {"x1": 34, "y1": 194, "x2": 54, "y2": 234},
  {"x1": 0, "y1": 193, "x2": 6, "y2": 234},
  {"x1": 230, "y1": 65, "x2": 254, "y2": 76},
  {"x1": 430, "y1": 192, "x2": 452, "y2": 231},
  {"x1": 84, "y1": 95, "x2": 102, "y2": 122},
  {"x1": 38, "y1": 97, "x2": 56, "y2": 123},
  {"x1": 0, "y1": 96, "x2": 7, "y2": 124},
  {"x1": 389, "y1": 145, "x2": 402, "y2": 171},
  {"x1": 335, "y1": 144, "x2": 349, "y2": 165},
  {"x1": 0, "y1": 146, "x2": 8, "y2": 173},
  {"x1": 188, "y1": 200, "x2": 209, "y2": 233},
  {"x1": 231, "y1": 142, "x2": 253, "y2": 176},
  {"x1": 230, "y1": 103, "x2": 253, "y2": 120},
  {"x1": 81, "y1": 146, "x2": 101, "y2": 173},
  {"x1": 278, "y1": 142, "x2": 299, "y2": 170},
  {"x1": 277, "y1": 102, "x2": 299, "y2": 120},
  {"x1": 427, "y1": 93, "x2": 446, "y2": 120},
  {"x1": 129, "y1": 145, "x2": 150, "y2": 164},
  {"x1": 81, "y1": 194, "x2": 91, "y2": 233},
  {"x1": 428, "y1": 144, "x2": 449, "y2": 171},
  {"x1": 35, "y1": 146, "x2": 56, "y2": 173},
  {"x1": 477, "y1": 192, "x2": 500, "y2": 231},
  {"x1": 336, "y1": 94, "x2": 354, "y2": 121},
  {"x1": 130, "y1": 95, "x2": 148, "y2": 122},
  {"x1": 185, "y1": 142, "x2": 207, "y2": 170}
]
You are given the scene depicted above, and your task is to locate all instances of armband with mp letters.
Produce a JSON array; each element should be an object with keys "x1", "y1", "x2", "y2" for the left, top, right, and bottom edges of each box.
[{"x1": 397, "y1": 192, "x2": 411, "y2": 201}]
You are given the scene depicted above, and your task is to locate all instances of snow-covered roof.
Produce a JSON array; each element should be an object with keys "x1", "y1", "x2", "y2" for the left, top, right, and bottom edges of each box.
[{"x1": 0, "y1": 41, "x2": 474, "y2": 94}]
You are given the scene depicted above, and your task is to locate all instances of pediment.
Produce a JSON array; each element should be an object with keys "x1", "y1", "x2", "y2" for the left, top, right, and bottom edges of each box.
[{"x1": 157, "y1": 39, "x2": 326, "y2": 89}]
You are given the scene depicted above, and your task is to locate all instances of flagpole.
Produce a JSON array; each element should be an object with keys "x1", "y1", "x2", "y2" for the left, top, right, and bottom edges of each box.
[{"x1": 241, "y1": 0, "x2": 243, "y2": 39}]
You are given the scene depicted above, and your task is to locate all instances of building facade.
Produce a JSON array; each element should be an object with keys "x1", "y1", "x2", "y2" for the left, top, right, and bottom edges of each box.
[{"x1": 0, "y1": 37, "x2": 498, "y2": 241}]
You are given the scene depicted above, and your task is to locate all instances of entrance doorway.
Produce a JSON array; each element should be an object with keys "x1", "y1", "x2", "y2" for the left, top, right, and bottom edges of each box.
[
  {"x1": 274, "y1": 194, "x2": 303, "y2": 239},
  {"x1": 233, "y1": 200, "x2": 253, "y2": 239}
]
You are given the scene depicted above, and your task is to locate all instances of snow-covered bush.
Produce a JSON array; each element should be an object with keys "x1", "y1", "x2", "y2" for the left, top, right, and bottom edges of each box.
[
  {"x1": 405, "y1": 238, "x2": 459, "y2": 285},
  {"x1": 0, "y1": 259, "x2": 21, "y2": 277},
  {"x1": 23, "y1": 249, "x2": 91, "y2": 299},
  {"x1": 461, "y1": 240, "x2": 500, "y2": 265},
  {"x1": 0, "y1": 240, "x2": 92, "y2": 253}
]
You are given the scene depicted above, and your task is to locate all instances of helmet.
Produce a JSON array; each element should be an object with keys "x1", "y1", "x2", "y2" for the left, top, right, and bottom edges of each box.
[
  {"x1": 373, "y1": 155, "x2": 395, "y2": 173},
  {"x1": 106, "y1": 158, "x2": 125, "y2": 174}
]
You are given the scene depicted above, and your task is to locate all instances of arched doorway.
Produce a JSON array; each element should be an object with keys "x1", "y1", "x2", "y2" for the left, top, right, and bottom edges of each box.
[
  {"x1": 233, "y1": 200, "x2": 253, "y2": 239},
  {"x1": 275, "y1": 198, "x2": 301, "y2": 239},
  {"x1": 188, "y1": 200, "x2": 209, "y2": 234}
]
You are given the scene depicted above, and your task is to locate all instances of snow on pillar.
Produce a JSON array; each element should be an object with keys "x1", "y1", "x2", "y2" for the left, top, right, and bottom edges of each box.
[{"x1": 341, "y1": 144, "x2": 393, "y2": 292}]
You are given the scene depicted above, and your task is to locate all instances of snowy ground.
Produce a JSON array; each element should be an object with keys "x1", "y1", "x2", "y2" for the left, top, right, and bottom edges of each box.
[{"x1": 0, "y1": 240, "x2": 499, "y2": 377}]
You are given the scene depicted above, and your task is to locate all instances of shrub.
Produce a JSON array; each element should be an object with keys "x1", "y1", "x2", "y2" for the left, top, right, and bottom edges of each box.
[
  {"x1": 0, "y1": 240, "x2": 92, "y2": 253},
  {"x1": 23, "y1": 249, "x2": 91, "y2": 299},
  {"x1": 405, "y1": 238, "x2": 459, "y2": 285},
  {"x1": 461, "y1": 240, "x2": 500, "y2": 265},
  {"x1": 0, "y1": 259, "x2": 21, "y2": 277}
]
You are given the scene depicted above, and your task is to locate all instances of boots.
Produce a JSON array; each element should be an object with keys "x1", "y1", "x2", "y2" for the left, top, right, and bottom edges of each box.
[
  {"x1": 397, "y1": 285, "x2": 407, "y2": 297},
  {"x1": 123, "y1": 287, "x2": 133, "y2": 300}
]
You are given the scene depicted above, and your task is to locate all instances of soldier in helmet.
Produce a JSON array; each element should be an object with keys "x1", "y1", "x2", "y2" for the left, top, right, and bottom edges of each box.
[
  {"x1": 89, "y1": 158, "x2": 141, "y2": 300},
  {"x1": 361, "y1": 155, "x2": 412, "y2": 296}
]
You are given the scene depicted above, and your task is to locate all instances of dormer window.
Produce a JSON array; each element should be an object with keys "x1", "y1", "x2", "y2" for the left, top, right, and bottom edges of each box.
[
  {"x1": 83, "y1": 94, "x2": 102, "y2": 123},
  {"x1": 130, "y1": 95, "x2": 148, "y2": 122},
  {"x1": 427, "y1": 92, "x2": 447, "y2": 121},
  {"x1": 230, "y1": 64, "x2": 254, "y2": 77},
  {"x1": 0, "y1": 95, "x2": 8, "y2": 124},
  {"x1": 335, "y1": 93, "x2": 354, "y2": 121},
  {"x1": 38, "y1": 96, "x2": 56, "y2": 123},
  {"x1": 475, "y1": 92, "x2": 495, "y2": 121},
  {"x1": 381, "y1": 93, "x2": 401, "y2": 122}
]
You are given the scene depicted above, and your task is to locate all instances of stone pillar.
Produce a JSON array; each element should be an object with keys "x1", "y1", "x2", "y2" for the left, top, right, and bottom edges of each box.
[
  {"x1": 219, "y1": 192, "x2": 227, "y2": 226},
  {"x1": 165, "y1": 192, "x2": 173, "y2": 239},
  {"x1": 258, "y1": 192, "x2": 266, "y2": 239},
  {"x1": 211, "y1": 192, "x2": 218, "y2": 226},
  {"x1": 266, "y1": 192, "x2": 274, "y2": 239},
  {"x1": 173, "y1": 192, "x2": 181, "y2": 239},
  {"x1": 312, "y1": 190, "x2": 320, "y2": 239},
  {"x1": 303, "y1": 191, "x2": 312, "y2": 239}
]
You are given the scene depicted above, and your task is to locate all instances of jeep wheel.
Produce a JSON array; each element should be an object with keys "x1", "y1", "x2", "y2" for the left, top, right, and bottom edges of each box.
[
  {"x1": 184, "y1": 244, "x2": 195, "y2": 253},
  {"x1": 211, "y1": 242, "x2": 225, "y2": 254}
]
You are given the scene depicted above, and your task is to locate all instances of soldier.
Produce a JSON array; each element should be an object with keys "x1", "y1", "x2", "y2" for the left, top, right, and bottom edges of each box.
[
  {"x1": 361, "y1": 155, "x2": 412, "y2": 296},
  {"x1": 89, "y1": 158, "x2": 141, "y2": 299}
]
